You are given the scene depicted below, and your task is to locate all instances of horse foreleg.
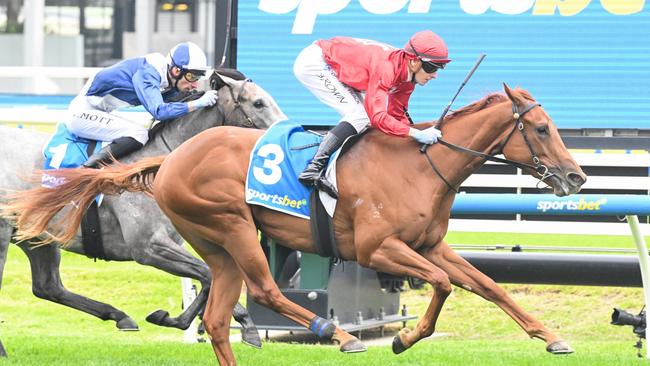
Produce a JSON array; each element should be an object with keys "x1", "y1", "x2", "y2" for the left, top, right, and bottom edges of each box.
[
  {"x1": 17, "y1": 242, "x2": 138, "y2": 330},
  {"x1": 359, "y1": 237, "x2": 452, "y2": 354},
  {"x1": 423, "y1": 240, "x2": 573, "y2": 354},
  {"x1": 134, "y1": 235, "x2": 211, "y2": 329},
  {"x1": 0, "y1": 220, "x2": 13, "y2": 291},
  {"x1": 133, "y1": 233, "x2": 261, "y2": 346}
]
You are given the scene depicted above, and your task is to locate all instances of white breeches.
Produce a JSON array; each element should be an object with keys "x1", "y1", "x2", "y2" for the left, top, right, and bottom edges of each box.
[
  {"x1": 293, "y1": 43, "x2": 369, "y2": 133},
  {"x1": 65, "y1": 82, "x2": 150, "y2": 145}
]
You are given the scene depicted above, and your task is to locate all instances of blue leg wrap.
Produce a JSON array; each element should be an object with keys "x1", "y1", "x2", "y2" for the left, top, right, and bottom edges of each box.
[{"x1": 309, "y1": 316, "x2": 335, "y2": 339}]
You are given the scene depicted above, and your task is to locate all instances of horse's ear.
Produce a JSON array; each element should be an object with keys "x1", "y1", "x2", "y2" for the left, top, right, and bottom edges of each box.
[
  {"x1": 209, "y1": 71, "x2": 227, "y2": 90},
  {"x1": 215, "y1": 68, "x2": 246, "y2": 81},
  {"x1": 503, "y1": 83, "x2": 521, "y2": 105},
  {"x1": 209, "y1": 68, "x2": 247, "y2": 90},
  {"x1": 503, "y1": 83, "x2": 513, "y2": 99}
]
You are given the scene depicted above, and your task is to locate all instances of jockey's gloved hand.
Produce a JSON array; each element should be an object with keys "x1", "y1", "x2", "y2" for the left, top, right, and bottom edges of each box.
[
  {"x1": 189, "y1": 90, "x2": 219, "y2": 110},
  {"x1": 409, "y1": 126, "x2": 442, "y2": 145}
]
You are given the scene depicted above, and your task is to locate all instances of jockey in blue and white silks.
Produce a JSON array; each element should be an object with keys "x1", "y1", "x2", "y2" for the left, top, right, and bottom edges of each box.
[{"x1": 65, "y1": 41, "x2": 219, "y2": 168}]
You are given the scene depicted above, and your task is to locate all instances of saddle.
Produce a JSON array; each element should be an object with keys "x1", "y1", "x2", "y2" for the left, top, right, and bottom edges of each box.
[{"x1": 309, "y1": 132, "x2": 365, "y2": 259}]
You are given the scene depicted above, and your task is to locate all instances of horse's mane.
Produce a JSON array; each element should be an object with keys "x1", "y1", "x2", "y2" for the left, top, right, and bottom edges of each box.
[
  {"x1": 444, "y1": 88, "x2": 534, "y2": 123},
  {"x1": 444, "y1": 93, "x2": 507, "y2": 122}
]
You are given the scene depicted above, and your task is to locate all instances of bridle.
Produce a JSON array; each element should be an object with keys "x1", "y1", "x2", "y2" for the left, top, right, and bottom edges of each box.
[
  {"x1": 421, "y1": 101, "x2": 555, "y2": 193},
  {"x1": 216, "y1": 78, "x2": 257, "y2": 129},
  {"x1": 158, "y1": 78, "x2": 258, "y2": 153}
]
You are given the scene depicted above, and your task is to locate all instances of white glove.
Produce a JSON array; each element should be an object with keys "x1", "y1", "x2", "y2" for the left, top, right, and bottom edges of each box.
[
  {"x1": 189, "y1": 90, "x2": 218, "y2": 110},
  {"x1": 409, "y1": 126, "x2": 442, "y2": 144}
]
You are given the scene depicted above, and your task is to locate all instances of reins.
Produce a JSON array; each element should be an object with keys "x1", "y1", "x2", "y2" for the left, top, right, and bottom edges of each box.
[
  {"x1": 421, "y1": 101, "x2": 554, "y2": 193},
  {"x1": 157, "y1": 78, "x2": 255, "y2": 152},
  {"x1": 218, "y1": 78, "x2": 257, "y2": 128}
]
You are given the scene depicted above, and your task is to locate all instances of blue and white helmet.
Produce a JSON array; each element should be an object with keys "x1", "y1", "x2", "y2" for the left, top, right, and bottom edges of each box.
[{"x1": 167, "y1": 42, "x2": 210, "y2": 74}]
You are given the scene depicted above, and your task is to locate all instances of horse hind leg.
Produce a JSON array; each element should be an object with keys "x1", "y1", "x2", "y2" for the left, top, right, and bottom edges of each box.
[
  {"x1": 196, "y1": 223, "x2": 365, "y2": 354},
  {"x1": 187, "y1": 240, "x2": 249, "y2": 365},
  {"x1": 132, "y1": 232, "x2": 262, "y2": 348},
  {"x1": 17, "y1": 241, "x2": 138, "y2": 331},
  {"x1": 424, "y1": 240, "x2": 573, "y2": 354}
]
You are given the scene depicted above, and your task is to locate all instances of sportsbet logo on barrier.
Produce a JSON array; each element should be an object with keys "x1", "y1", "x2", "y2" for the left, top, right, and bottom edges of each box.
[{"x1": 536, "y1": 198, "x2": 608, "y2": 213}]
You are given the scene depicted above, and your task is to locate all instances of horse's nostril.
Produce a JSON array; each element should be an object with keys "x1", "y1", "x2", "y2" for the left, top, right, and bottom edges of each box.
[{"x1": 567, "y1": 172, "x2": 586, "y2": 186}]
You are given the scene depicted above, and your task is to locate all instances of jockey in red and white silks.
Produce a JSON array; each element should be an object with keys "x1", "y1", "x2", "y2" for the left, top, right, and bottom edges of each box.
[{"x1": 292, "y1": 30, "x2": 452, "y2": 197}]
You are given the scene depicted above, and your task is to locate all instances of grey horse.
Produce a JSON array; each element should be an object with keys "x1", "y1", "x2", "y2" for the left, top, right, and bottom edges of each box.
[{"x1": 0, "y1": 69, "x2": 287, "y2": 354}]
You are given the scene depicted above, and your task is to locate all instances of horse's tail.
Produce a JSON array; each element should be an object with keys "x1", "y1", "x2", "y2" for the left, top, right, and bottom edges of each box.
[{"x1": 2, "y1": 155, "x2": 166, "y2": 246}]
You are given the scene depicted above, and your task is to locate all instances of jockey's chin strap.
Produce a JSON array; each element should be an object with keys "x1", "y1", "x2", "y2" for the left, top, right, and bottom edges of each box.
[
  {"x1": 421, "y1": 102, "x2": 555, "y2": 193},
  {"x1": 216, "y1": 78, "x2": 257, "y2": 128}
]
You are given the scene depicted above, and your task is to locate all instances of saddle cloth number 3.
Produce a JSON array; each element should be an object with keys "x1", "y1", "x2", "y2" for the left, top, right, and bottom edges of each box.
[{"x1": 253, "y1": 143, "x2": 285, "y2": 185}]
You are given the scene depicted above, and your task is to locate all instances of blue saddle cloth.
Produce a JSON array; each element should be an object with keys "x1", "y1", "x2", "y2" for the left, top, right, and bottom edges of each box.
[
  {"x1": 245, "y1": 120, "x2": 325, "y2": 219},
  {"x1": 41, "y1": 123, "x2": 103, "y2": 188}
]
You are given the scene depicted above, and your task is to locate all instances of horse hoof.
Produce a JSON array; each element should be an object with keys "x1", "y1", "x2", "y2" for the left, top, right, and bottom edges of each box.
[
  {"x1": 146, "y1": 310, "x2": 170, "y2": 326},
  {"x1": 241, "y1": 328, "x2": 262, "y2": 349},
  {"x1": 546, "y1": 340, "x2": 574, "y2": 354},
  {"x1": 116, "y1": 316, "x2": 139, "y2": 331},
  {"x1": 340, "y1": 339, "x2": 366, "y2": 353},
  {"x1": 392, "y1": 335, "x2": 408, "y2": 354}
]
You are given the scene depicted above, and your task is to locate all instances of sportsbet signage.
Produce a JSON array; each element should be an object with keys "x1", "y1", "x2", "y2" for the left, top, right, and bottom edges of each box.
[
  {"x1": 239, "y1": 1, "x2": 649, "y2": 130},
  {"x1": 258, "y1": 0, "x2": 646, "y2": 34},
  {"x1": 450, "y1": 194, "x2": 650, "y2": 216}
]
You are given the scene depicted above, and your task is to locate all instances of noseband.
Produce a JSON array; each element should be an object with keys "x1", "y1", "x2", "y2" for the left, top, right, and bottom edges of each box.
[{"x1": 421, "y1": 101, "x2": 555, "y2": 193}]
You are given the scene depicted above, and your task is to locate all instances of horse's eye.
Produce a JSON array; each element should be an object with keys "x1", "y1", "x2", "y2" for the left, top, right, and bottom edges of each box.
[
  {"x1": 537, "y1": 125, "x2": 549, "y2": 135},
  {"x1": 253, "y1": 100, "x2": 264, "y2": 108}
]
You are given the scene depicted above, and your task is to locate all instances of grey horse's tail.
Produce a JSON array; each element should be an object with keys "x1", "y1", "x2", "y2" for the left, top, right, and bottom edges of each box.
[{"x1": 1, "y1": 156, "x2": 166, "y2": 246}]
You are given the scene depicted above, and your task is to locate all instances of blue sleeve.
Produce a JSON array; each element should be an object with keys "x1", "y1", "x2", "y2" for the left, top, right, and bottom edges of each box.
[{"x1": 132, "y1": 65, "x2": 189, "y2": 121}]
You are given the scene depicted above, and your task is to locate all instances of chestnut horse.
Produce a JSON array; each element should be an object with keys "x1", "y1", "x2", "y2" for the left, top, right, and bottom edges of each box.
[{"x1": 5, "y1": 85, "x2": 586, "y2": 364}]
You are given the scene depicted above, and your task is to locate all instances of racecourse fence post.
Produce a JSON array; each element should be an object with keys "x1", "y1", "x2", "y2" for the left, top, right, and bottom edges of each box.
[
  {"x1": 181, "y1": 277, "x2": 199, "y2": 343},
  {"x1": 627, "y1": 214, "x2": 650, "y2": 357}
]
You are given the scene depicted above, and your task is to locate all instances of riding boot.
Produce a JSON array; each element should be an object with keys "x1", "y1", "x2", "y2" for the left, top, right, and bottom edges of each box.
[
  {"x1": 83, "y1": 136, "x2": 143, "y2": 169},
  {"x1": 298, "y1": 121, "x2": 357, "y2": 198}
]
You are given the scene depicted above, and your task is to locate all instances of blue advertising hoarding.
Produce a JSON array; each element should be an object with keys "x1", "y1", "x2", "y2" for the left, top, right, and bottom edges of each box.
[{"x1": 238, "y1": 1, "x2": 649, "y2": 130}]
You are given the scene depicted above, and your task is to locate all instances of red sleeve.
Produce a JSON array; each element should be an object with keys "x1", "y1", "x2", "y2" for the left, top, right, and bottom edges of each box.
[
  {"x1": 387, "y1": 84, "x2": 414, "y2": 126},
  {"x1": 364, "y1": 72, "x2": 411, "y2": 137}
]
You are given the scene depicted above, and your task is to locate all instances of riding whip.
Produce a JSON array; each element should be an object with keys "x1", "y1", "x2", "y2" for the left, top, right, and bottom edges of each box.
[
  {"x1": 217, "y1": 0, "x2": 233, "y2": 68},
  {"x1": 436, "y1": 53, "x2": 486, "y2": 129},
  {"x1": 420, "y1": 53, "x2": 486, "y2": 153}
]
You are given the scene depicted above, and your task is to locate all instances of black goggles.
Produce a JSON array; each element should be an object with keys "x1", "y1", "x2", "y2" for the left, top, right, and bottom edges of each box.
[
  {"x1": 421, "y1": 60, "x2": 445, "y2": 74},
  {"x1": 407, "y1": 41, "x2": 446, "y2": 74},
  {"x1": 182, "y1": 70, "x2": 205, "y2": 82}
]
